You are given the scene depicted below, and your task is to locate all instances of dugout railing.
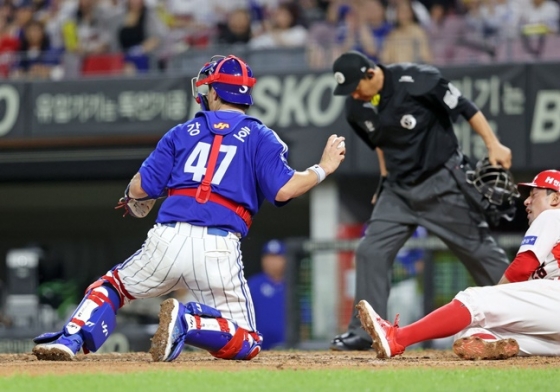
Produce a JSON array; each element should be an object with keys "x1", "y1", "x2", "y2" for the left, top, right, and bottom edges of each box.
[{"x1": 283, "y1": 233, "x2": 524, "y2": 349}]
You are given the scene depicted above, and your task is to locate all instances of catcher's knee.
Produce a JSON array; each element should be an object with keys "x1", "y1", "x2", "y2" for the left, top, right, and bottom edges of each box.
[
  {"x1": 85, "y1": 270, "x2": 135, "y2": 307},
  {"x1": 182, "y1": 302, "x2": 262, "y2": 360}
]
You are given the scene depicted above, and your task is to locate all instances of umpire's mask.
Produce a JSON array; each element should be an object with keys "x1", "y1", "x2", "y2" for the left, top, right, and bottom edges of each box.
[{"x1": 466, "y1": 157, "x2": 520, "y2": 223}]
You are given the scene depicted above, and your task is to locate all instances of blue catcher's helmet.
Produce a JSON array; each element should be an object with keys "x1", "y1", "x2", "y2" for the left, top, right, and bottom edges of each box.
[{"x1": 191, "y1": 55, "x2": 256, "y2": 110}]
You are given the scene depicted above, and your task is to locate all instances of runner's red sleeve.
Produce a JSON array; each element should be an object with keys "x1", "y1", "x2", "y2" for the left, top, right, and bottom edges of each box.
[{"x1": 504, "y1": 251, "x2": 540, "y2": 282}]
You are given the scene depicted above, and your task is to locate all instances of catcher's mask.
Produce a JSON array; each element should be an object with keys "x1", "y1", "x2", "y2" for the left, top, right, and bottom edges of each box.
[
  {"x1": 466, "y1": 157, "x2": 520, "y2": 222},
  {"x1": 191, "y1": 55, "x2": 256, "y2": 111}
]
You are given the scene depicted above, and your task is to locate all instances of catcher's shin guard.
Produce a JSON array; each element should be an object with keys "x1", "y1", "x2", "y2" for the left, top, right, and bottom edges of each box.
[
  {"x1": 150, "y1": 299, "x2": 262, "y2": 362},
  {"x1": 182, "y1": 301, "x2": 262, "y2": 360},
  {"x1": 183, "y1": 313, "x2": 262, "y2": 360},
  {"x1": 63, "y1": 284, "x2": 120, "y2": 353}
]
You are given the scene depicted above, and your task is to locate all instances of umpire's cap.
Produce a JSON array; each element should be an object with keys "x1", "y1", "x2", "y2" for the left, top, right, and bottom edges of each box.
[
  {"x1": 518, "y1": 170, "x2": 560, "y2": 192},
  {"x1": 332, "y1": 51, "x2": 376, "y2": 96}
]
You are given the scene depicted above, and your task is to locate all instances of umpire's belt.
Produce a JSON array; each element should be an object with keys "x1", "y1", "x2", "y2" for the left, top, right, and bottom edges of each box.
[{"x1": 168, "y1": 188, "x2": 252, "y2": 228}]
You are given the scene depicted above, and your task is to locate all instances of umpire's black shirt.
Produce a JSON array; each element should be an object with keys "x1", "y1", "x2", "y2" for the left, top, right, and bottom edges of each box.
[{"x1": 346, "y1": 63, "x2": 478, "y2": 185}]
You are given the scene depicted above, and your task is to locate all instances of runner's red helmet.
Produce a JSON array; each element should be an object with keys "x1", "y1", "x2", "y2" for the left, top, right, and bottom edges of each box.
[{"x1": 518, "y1": 170, "x2": 560, "y2": 192}]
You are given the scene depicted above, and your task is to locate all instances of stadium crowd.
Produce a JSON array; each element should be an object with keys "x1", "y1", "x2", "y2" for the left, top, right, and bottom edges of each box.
[{"x1": 0, "y1": 0, "x2": 558, "y2": 80}]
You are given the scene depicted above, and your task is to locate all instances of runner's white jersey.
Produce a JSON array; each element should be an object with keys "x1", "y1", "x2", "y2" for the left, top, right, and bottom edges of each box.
[{"x1": 518, "y1": 209, "x2": 560, "y2": 280}]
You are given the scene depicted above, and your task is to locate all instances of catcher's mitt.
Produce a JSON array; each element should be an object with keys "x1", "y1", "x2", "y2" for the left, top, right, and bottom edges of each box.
[
  {"x1": 115, "y1": 183, "x2": 157, "y2": 218},
  {"x1": 115, "y1": 197, "x2": 156, "y2": 218}
]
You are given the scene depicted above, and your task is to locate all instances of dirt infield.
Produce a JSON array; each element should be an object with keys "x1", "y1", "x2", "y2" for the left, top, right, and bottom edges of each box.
[{"x1": 1, "y1": 350, "x2": 559, "y2": 377}]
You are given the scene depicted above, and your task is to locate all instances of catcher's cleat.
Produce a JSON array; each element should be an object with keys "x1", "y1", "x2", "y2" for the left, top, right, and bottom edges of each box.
[
  {"x1": 330, "y1": 332, "x2": 372, "y2": 351},
  {"x1": 453, "y1": 336, "x2": 519, "y2": 360},
  {"x1": 150, "y1": 298, "x2": 187, "y2": 362},
  {"x1": 356, "y1": 299, "x2": 404, "y2": 358},
  {"x1": 32, "y1": 333, "x2": 84, "y2": 361}
]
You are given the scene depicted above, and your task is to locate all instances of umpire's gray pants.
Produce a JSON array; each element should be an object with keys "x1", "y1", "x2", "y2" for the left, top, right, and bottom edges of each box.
[{"x1": 348, "y1": 163, "x2": 509, "y2": 341}]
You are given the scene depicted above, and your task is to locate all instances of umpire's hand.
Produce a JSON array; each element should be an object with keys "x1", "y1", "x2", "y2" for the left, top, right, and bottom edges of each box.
[{"x1": 488, "y1": 142, "x2": 512, "y2": 170}]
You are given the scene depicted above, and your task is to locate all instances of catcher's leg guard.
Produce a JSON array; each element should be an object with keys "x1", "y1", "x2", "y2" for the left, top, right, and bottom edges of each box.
[
  {"x1": 182, "y1": 301, "x2": 262, "y2": 360},
  {"x1": 34, "y1": 283, "x2": 120, "y2": 355},
  {"x1": 150, "y1": 299, "x2": 262, "y2": 362}
]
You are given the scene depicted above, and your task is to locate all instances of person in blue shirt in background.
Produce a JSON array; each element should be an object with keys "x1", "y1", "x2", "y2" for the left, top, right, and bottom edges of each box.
[{"x1": 248, "y1": 239, "x2": 287, "y2": 350}]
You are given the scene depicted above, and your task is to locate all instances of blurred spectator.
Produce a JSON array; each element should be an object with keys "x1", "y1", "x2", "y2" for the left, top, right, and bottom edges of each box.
[
  {"x1": 164, "y1": 0, "x2": 215, "y2": 50},
  {"x1": 247, "y1": 239, "x2": 287, "y2": 350},
  {"x1": 480, "y1": 0, "x2": 517, "y2": 39},
  {"x1": 0, "y1": 10, "x2": 19, "y2": 77},
  {"x1": 208, "y1": 0, "x2": 278, "y2": 37},
  {"x1": 305, "y1": 0, "x2": 350, "y2": 69},
  {"x1": 216, "y1": 8, "x2": 252, "y2": 45},
  {"x1": 294, "y1": 0, "x2": 328, "y2": 27},
  {"x1": 325, "y1": 0, "x2": 353, "y2": 47},
  {"x1": 29, "y1": 0, "x2": 49, "y2": 13},
  {"x1": 429, "y1": 2, "x2": 447, "y2": 29},
  {"x1": 519, "y1": 0, "x2": 559, "y2": 34},
  {"x1": 249, "y1": 3, "x2": 308, "y2": 49},
  {"x1": 387, "y1": 0, "x2": 432, "y2": 29},
  {"x1": 11, "y1": 0, "x2": 35, "y2": 40},
  {"x1": 251, "y1": 0, "x2": 284, "y2": 34},
  {"x1": 99, "y1": 0, "x2": 126, "y2": 14},
  {"x1": 516, "y1": 0, "x2": 559, "y2": 57},
  {"x1": 111, "y1": 0, "x2": 167, "y2": 74},
  {"x1": 338, "y1": 0, "x2": 392, "y2": 63},
  {"x1": 0, "y1": 1, "x2": 15, "y2": 23},
  {"x1": 11, "y1": 19, "x2": 61, "y2": 79},
  {"x1": 381, "y1": 0, "x2": 433, "y2": 63},
  {"x1": 427, "y1": 2, "x2": 467, "y2": 64},
  {"x1": 61, "y1": 0, "x2": 111, "y2": 55},
  {"x1": 455, "y1": 0, "x2": 503, "y2": 57},
  {"x1": 37, "y1": 0, "x2": 75, "y2": 51}
]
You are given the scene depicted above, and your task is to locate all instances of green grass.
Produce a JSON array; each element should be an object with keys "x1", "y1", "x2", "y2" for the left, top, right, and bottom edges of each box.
[{"x1": 2, "y1": 368, "x2": 560, "y2": 392}]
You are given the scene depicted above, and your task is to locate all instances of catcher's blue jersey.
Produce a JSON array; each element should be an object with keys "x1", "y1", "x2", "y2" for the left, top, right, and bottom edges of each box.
[{"x1": 139, "y1": 110, "x2": 295, "y2": 237}]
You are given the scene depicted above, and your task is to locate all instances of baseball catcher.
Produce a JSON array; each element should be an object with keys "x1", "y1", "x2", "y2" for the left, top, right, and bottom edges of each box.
[{"x1": 31, "y1": 54, "x2": 346, "y2": 361}]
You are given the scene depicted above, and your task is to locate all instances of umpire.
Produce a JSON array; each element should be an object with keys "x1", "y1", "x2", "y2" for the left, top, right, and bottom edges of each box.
[{"x1": 330, "y1": 51, "x2": 513, "y2": 351}]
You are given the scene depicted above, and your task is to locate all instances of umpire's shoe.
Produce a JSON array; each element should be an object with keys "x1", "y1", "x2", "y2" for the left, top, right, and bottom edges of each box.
[{"x1": 330, "y1": 331, "x2": 372, "y2": 351}]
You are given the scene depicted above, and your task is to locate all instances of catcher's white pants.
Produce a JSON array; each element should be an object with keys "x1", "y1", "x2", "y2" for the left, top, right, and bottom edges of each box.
[
  {"x1": 454, "y1": 280, "x2": 560, "y2": 356},
  {"x1": 114, "y1": 222, "x2": 256, "y2": 331}
]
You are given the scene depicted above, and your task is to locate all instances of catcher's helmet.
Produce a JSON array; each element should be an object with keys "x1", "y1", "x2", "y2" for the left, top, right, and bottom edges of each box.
[
  {"x1": 466, "y1": 157, "x2": 520, "y2": 223},
  {"x1": 192, "y1": 55, "x2": 256, "y2": 109}
]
